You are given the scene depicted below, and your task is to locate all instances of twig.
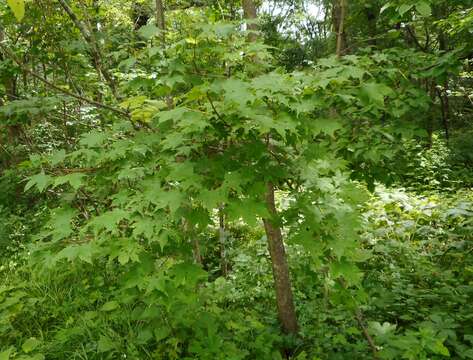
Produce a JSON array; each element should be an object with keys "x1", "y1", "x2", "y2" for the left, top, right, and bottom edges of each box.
[
  {"x1": 0, "y1": 43, "x2": 129, "y2": 118},
  {"x1": 57, "y1": 0, "x2": 119, "y2": 98},
  {"x1": 337, "y1": 278, "x2": 379, "y2": 359},
  {"x1": 406, "y1": 25, "x2": 427, "y2": 52},
  {"x1": 206, "y1": 92, "x2": 225, "y2": 123},
  {"x1": 355, "y1": 310, "x2": 379, "y2": 359},
  {"x1": 56, "y1": 167, "x2": 98, "y2": 174}
]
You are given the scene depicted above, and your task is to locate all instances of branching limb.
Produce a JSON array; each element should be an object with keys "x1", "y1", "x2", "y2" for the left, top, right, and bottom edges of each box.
[
  {"x1": 0, "y1": 42, "x2": 129, "y2": 118},
  {"x1": 57, "y1": 0, "x2": 119, "y2": 99}
]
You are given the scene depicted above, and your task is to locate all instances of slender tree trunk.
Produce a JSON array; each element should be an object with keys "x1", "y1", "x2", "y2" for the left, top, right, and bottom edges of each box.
[
  {"x1": 263, "y1": 183, "x2": 298, "y2": 335},
  {"x1": 435, "y1": 4, "x2": 450, "y2": 143},
  {"x1": 193, "y1": 237, "x2": 203, "y2": 265},
  {"x1": 242, "y1": 0, "x2": 258, "y2": 42},
  {"x1": 219, "y1": 206, "x2": 228, "y2": 277},
  {"x1": 427, "y1": 80, "x2": 436, "y2": 148},
  {"x1": 184, "y1": 218, "x2": 203, "y2": 265},
  {"x1": 334, "y1": 0, "x2": 347, "y2": 57},
  {"x1": 242, "y1": 0, "x2": 299, "y2": 336},
  {"x1": 154, "y1": 0, "x2": 173, "y2": 108},
  {"x1": 365, "y1": 5, "x2": 377, "y2": 47},
  {"x1": 437, "y1": 85, "x2": 450, "y2": 142},
  {"x1": 0, "y1": 26, "x2": 21, "y2": 163},
  {"x1": 156, "y1": 0, "x2": 166, "y2": 45}
]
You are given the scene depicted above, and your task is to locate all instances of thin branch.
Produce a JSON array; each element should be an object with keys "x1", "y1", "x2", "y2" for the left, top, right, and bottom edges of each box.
[
  {"x1": 167, "y1": 0, "x2": 206, "y2": 11},
  {"x1": 0, "y1": 43, "x2": 129, "y2": 118},
  {"x1": 57, "y1": 0, "x2": 119, "y2": 98},
  {"x1": 206, "y1": 92, "x2": 225, "y2": 123},
  {"x1": 355, "y1": 310, "x2": 379, "y2": 359},
  {"x1": 57, "y1": 0, "x2": 93, "y2": 42},
  {"x1": 406, "y1": 25, "x2": 427, "y2": 52},
  {"x1": 53, "y1": 167, "x2": 99, "y2": 175}
]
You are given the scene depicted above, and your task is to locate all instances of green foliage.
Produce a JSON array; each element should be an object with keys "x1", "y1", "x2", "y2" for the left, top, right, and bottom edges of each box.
[
  {"x1": 361, "y1": 186, "x2": 473, "y2": 359},
  {"x1": 0, "y1": 0, "x2": 472, "y2": 358},
  {"x1": 401, "y1": 134, "x2": 473, "y2": 190}
]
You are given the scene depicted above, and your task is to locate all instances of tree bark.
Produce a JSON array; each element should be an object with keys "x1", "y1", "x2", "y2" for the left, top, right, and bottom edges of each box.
[
  {"x1": 334, "y1": 0, "x2": 347, "y2": 57},
  {"x1": 0, "y1": 26, "x2": 21, "y2": 163},
  {"x1": 219, "y1": 206, "x2": 228, "y2": 277},
  {"x1": 241, "y1": 0, "x2": 298, "y2": 335},
  {"x1": 435, "y1": 3, "x2": 450, "y2": 143},
  {"x1": 193, "y1": 237, "x2": 203, "y2": 265},
  {"x1": 154, "y1": 1, "x2": 173, "y2": 108},
  {"x1": 263, "y1": 183, "x2": 299, "y2": 334},
  {"x1": 242, "y1": 0, "x2": 258, "y2": 42},
  {"x1": 242, "y1": 0, "x2": 298, "y2": 336},
  {"x1": 156, "y1": 0, "x2": 166, "y2": 45}
]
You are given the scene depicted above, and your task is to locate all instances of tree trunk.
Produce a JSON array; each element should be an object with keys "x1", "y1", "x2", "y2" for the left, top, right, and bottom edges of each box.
[
  {"x1": 156, "y1": 0, "x2": 166, "y2": 45},
  {"x1": 0, "y1": 26, "x2": 21, "y2": 164},
  {"x1": 219, "y1": 206, "x2": 228, "y2": 277},
  {"x1": 242, "y1": 0, "x2": 258, "y2": 42},
  {"x1": 241, "y1": 0, "x2": 299, "y2": 336},
  {"x1": 154, "y1": 0, "x2": 172, "y2": 108},
  {"x1": 435, "y1": 3, "x2": 450, "y2": 143},
  {"x1": 193, "y1": 237, "x2": 203, "y2": 265},
  {"x1": 263, "y1": 183, "x2": 299, "y2": 335},
  {"x1": 333, "y1": 0, "x2": 347, "y2": 57},
  {"x1": 365, "y1": 5, "x2": 377, "y2": 47}
]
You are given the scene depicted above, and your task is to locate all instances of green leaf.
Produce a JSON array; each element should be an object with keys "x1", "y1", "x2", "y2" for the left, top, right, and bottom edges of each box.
[
  {"x1": 398, "y1": 4, "x2": 413, "y2": 16},
  {"x1": 132, "y1": 216, "x2": 156, "y2": 239},
  {"x1": 218, "y1": 78, "x2": 254, "y2": 108},
  {"x1": 22, "y1": 338, "x2": 41, "y2": 353},
  {"x1": 416, "y1": 1, "x2": 432, "y2": 17},
  {"x1": 360, "y1": 82, "x2": 393, "y2": 108},
  {"x1": 0, "y1": 348, "x2": 13, "y2": 360},
  {"x1": 100, "y1": 301, "x2": 119, "y2": 312},
  {"x1": 97, "y1": 336, "x2": 115, "y2": 352},
  {"x1": 7, "y1": 0, "x2": 25, "y2": 21},
  {"x1": 226, "y1": 198, "x2": 270, "y2": 226},
  {"x1": 431, "y1": 340, "x2": 450, "y2": 356},
  {"x1": 50, "y1": 149, "x2": 66, "y2": 165},
  {"x1": 47, "y1": 206, "x2": 77, "y2": 242},
  {"x1": 138, "y1": 24, "x2": 159, "y2": 40},
  {"x1": 198, "y1": 187, "x2": 227, "y2": 210},
  {"x1": 79, "y1": 131, "x2": 107, "y2": 148},
  {"x1": 111, "y1": 239, "x2": 143, "y2": 265},
  {"x1": 150, "y1": 189, "x2": 185, "y2": 214},
  {"x1": 291, "y1": 228, "x2": 323, "y2": 257},
  {"x1": 55, "y1": 243, "x2": 96, "y2": 264},
  {"x1": 341, "y1": 65, "x2": 366, "y2": 80},
  {"x1": 53, "y1": 173, "x2": 85, "y2": 190},
  {"x1": 88, "y1": 209, "x2": 129, "y2": 234},
  {"x1": 170, "y1": 262, "x2": 207, "y2": 287},
  {"x1": 380, "y1": 2, "x2": 393, "y2": 13},
  {"x1": 154, "y1": 327, "x2": 171, "y2": 342},
  {"x1": 29, "y1": 355, "x2": 45, "y2": 360},
  {"x1": 25, "y1": 172, "x2": 51, "y2": 192},
  {"x1": 330, "y1": 260, "x2": 363, "y2": 286},
  {"x1": 313, "y1": 118, "x2": 343, "y2": 136},
  {"x1": 176, "y1": 110, "x2": 208, "y2": 133}
]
